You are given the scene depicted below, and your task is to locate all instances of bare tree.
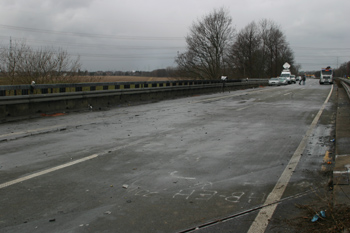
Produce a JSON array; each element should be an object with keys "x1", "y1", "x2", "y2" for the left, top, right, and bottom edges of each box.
[
  {"x1": 0, "y1": 40, "x2": 29, "y2": 84},
  {"x1": 228, "y1": 21, "x2": 262, "y2": 79},
  {"x1": 336, "y1": 61, "x2": 350, "y2": 77},
  {"x1": 176, "y1": 8, "x2": 235, "y2": 80},
  {"x1": 0, "y1": 39, "x2": 81, "y2": 84},
  {"x1": 228, "y1": 19, "x2": 295, "y2": 79},
  {"x1": 260, "y1": 19, "x2": 294, "y2": 77},
  {"x1": 292, "y1": 63, "x2": 302, "y2": 75}
]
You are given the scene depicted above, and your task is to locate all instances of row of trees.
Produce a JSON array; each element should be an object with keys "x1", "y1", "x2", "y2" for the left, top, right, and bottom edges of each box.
[
  {"x1": 176, "y1": 8, "x2": 298, "y2": 80},
  {"x1": 80, "y1": 68, "x2": 179, "y2": 77},
  {"x1": 335, "y1": 61, "x2": 350, "y2": 78},
  {"x1": 0, "y1": 40, "x2": 81, "y2": 85}
]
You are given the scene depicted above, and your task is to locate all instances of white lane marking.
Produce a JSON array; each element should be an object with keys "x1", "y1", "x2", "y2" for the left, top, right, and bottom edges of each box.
[
  {"x1": 236, "y1": 106, "x2": 252, "y2": 111},
  {"x1": 333, "y1": 171, "x2": 349, "y2": 174},
  {"x1": 247, "y1": 84, "x2": 333, "y2": 233},
  {"x1": 191, "y1": 93, "x2": 243, "y2": 103},
  {"x1": 0, "y1": 137, "x2": 148, "y2": 189},
  {"x1": 0, "y1": 154, "x2": 98, "y2": 189},
  {"x1": 191, "y1": 87, "x2": 271, "y2": 104},
  {"x1": 283, "y1": 92, "x2": 291, "y2": 96},
  {"x1": 170, "y1": 171, "x2": 196, "y2": 180},
  {"x1": 237, "y1": 103, "x2": 258, "y2": 111}
]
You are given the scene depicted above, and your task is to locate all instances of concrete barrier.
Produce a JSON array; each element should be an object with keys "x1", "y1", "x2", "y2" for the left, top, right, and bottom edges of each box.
[
  {"x1": 0, "y1": 80, "x2": 267, "y2": 122},
  {"x1": 333, "y1": 80, "x2": 350, "y2": 205}
]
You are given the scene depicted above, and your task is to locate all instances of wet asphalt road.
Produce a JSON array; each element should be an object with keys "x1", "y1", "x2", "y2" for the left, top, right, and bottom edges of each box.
[{"x1": 0, "y1": 79, "x2": 335, "y2": 233}]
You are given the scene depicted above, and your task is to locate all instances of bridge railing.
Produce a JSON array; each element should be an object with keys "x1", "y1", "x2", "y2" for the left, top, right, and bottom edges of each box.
[
  {"x1": 0, "y1": 79, "x2": 268, "y2": 98},
  {"x1": 0, "y1": 79, "x2": 267, "y2": 97},
  {"x1": 0, "y1": 78, "x2": 268, "y2": 120},
  {"x1": 339, "y1": 78, "x2": 350, "y2": 101}
]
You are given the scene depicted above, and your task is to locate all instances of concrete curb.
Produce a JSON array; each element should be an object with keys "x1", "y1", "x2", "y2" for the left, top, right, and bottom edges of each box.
[
  {"x1": 0, "y1": 125, "x2": 67, "y2": 142},
  {"x1": 334, "y1": 84, "x2": 350, "y2": 205}
]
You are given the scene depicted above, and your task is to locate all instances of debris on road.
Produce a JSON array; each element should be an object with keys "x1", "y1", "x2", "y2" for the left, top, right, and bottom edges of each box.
[{"x1": 311, "y1": 210, "x2": 326, "y2": 222}]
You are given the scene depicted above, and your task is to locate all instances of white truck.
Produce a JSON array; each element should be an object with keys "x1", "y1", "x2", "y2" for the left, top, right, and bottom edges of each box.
[
  {"x1": 320, "y1": 66, "x2": 333, "y2": 85},
  {"x1": 279, "y1": 62, "x2": 292, "y2": 84}
]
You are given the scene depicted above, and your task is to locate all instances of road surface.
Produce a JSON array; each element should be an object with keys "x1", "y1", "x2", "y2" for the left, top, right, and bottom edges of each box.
[{"x1": 0, "y1": 79, "x2": 336, "y2": 232}]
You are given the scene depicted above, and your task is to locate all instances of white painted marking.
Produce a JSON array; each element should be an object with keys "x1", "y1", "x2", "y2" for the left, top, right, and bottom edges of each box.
[
  {"x1": 237, "y1": 103, "x2": 257, "y2": 111},
  {"x1": 0, "y1": 154, "x2": 98, "y2": 189},
  {"x1": 247, "y1": 85, "x2": 333, "y2": 233},
  {"x1": 283, "y1": 92, "x2": 291, "y2": 96},
  {"x1": 0, "y1": 119, "x2": 156, "y2": 189},
  {"x1": 173, "y1": 190, "x2": 195, "y2": 199},
  {"x1": 225, "y1": 192, "x2": 245, "y2": 203},
  {"x1": 236, "y1": 106, "x2": 252, "y2": 111},
  {"x1": 170, "y1": 171, "x2": 196, "y2": 180},
  {"x1": 191, "y1": 93, "x2": 243, "y2": 103},
  {"x1": 191, "y1": 88, "x2": 271, "y2": 104},
  {"x1": 333, "y1": 171, "x2": 349, "y2": 174}
]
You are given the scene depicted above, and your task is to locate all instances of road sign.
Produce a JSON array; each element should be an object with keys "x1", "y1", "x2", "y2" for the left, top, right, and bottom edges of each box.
[{"x1": 283, "y1": 63, "x2": 290, "y2": 69}]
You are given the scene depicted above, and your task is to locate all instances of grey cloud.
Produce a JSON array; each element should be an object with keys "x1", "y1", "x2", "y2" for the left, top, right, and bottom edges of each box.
[{"x1": 0, "y1": 0, "x2": 349, "y2": 71}]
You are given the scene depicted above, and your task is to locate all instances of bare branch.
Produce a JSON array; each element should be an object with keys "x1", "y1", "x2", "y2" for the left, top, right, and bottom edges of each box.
[
  {"x1": 176, "y1": 8, "x2": 235, "y2": 80},
  {"x1": 0, "y1": 40, "x2": 81, "y2": 84}
]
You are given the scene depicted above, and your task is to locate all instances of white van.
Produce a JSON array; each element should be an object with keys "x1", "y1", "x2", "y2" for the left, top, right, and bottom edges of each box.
[{"x1": 279, "y1": 69, "x2": 292, "y2": 84}]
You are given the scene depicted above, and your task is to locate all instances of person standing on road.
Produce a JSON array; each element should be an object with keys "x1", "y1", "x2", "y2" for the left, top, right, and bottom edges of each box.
[
  {"x1": 30, "y1": 81, "x2": 35, "y2": 94},
  {"x1": 221, "y1": 76, "x2": 227, "y2": 93},
  {"x1": 302, "y1": 75, "x2": 306, "y2": 85}
]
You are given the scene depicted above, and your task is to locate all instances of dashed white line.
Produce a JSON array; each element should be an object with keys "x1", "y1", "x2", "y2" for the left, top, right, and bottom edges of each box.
[
  {"x1": 191, "y1": 87, "x2": 271, "y2": 104},
  {"x1": 170, "y1": 171, "x2": 196, "y2": 180},
  {"x1": 0, "y1": 154, "x2": 99, "y2": 189},
  {"x1": 0, "y1": 137, "x2": 149, "y2": 190},
  {"x1": 191, "y1": 93, "x2": 243, "y2": 103},
  {"x1": 236, "y1": 106, "x2": 252, "y2": 111}
]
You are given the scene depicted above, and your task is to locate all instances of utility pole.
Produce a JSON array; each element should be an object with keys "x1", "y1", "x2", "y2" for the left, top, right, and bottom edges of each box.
[
  {"x1": 9, "y1": 37, "x2": 13, "y2": 57},
  {"x1": 9, "y1": 37, "x2": 14, "y2": 84},
  {"x1": 336, "y1": 56, "x2": 339, "y2": 69}
]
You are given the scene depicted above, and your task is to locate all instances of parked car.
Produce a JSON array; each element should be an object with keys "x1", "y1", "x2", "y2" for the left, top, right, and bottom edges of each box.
[
  {"x1": 296, "y1": 76, "x2": 301, "y2": 81},
  {"x1": 268, "y1": 77, "x2": 280, "y2": 86},
  {"x1": 290, "y1": 75, "x2": 296, "y2": 84},
  {"x1": 278, "y1": 77, "x2": 288, "y2": 85}
]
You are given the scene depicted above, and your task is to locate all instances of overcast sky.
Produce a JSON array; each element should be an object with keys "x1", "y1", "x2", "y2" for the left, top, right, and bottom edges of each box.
[{"x1": 0, "y1": 0, "x2": 349, "y2": 72}]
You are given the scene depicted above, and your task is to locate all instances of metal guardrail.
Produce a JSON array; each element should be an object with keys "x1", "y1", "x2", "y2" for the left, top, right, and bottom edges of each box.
[
  {"x1": 0, "y1": 80, "x2": 268, "y2": 104},
  {"x1": 339, "y1": 78, "x2": 350, "y2": 100},
  {"x1": 0, "y1": 79, "x2": 267, "y2": 97},
  {"x1": 0, "y1": 79, "x2": 268, "y2": 120}
]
